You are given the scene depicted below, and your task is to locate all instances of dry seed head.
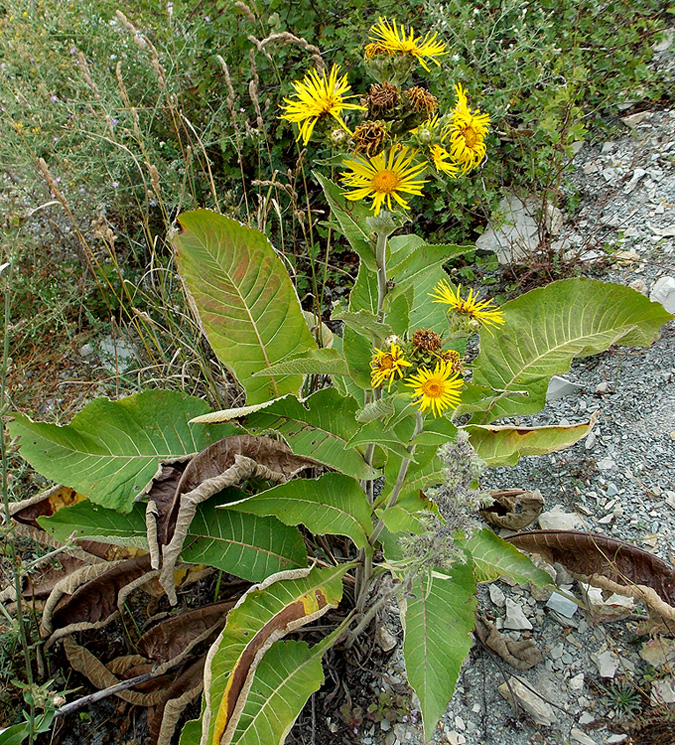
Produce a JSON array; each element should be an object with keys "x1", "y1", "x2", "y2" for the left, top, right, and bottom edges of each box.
[
  {"x1": 366, "y1": 82, "x2": 400, "y2": 118},
  {"x1": 352, "y1": 120, "x2": 388, "y2": 156},
  {"x1": 406, "y1": 86, "x2": 438, "y2": 117},
  {"x1": 439, "y1": 348, "x2": 463, "y2": 374},
  {"x1": 412, "y1": 328, "x2": 443, "y2": 352}
]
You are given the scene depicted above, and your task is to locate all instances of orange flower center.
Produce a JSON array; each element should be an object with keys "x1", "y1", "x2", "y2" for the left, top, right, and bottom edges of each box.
[
  {"x1": 421, "y1": 379, "x2": 443, "y2": 398},
  {"x1": 379, "y1": 355, "x2": 394, "y2": 370},
  {"x1": 372, "y1": 170, "x2": 400, "y2": 194},
  {"x1": 461, "y1": 126, "x2": 479, "y2": 149}
]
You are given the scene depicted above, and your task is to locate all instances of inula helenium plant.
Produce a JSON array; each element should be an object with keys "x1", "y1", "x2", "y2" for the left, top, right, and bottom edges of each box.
[{"x1": 7, "y1": 16, "x2": 673, "y2": 745}]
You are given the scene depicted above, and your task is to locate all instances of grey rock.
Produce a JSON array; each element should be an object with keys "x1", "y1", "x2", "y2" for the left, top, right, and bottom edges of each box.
[
  {"x1": 504, "y1": 598, "x2": 533, "y2": 630},
  {"x1": 571, "y1": 727, "x2": 598, "y2": 745},
  {"x1": 498, "y1": 677, "x2": 556, "y2": 726},
  {"x1": 475, "y1": 192, "x2": 563, "y2": 264},
  {"x1": 623, "y1": 168, "x2": 647, "y2": 194},
  {"x1": 546, "y1": 375, "x2": 584, "y2": 400},
  {"x1": 584, "y1": 431, "x2": 597, "y2": 450},
  {"x1": 650, "y1": 676, "x2": 675, "y2": 705},
  {"x1": 569, "y1": 673, "x2": 585, "y2": 690},
  {"x1": 99, "y1": 335, "x2": 137, "y2": 373},
  {"x1": 649, "y1": 275, "x2": 675, "y2": 313},
  {"x1": 606, "y1": 736, "x2": 628, "y2": 744},
  {"x1": 78, "y1": 343, "x2": 95, "y2": 358},
  {"x1": 592, "y1": 650, "x2": 620, "y2": 678},
  {"x1": 488, "y1": 583, "x2": 506, "y2": 608},
  {"x1": 596, "y1": 457, "x2": 617, "y2": 471},
  {"x1": 376, "y1": 626, "x2": 398, "y2": 652},
  {"x1": 629, "y1": 277, "x2": 649, "y2": 295},
  {"x1": 545, "y1": 592, "x2": 578, "y2": 619},
  {"x1": 538, "y1": 506, "x2": 583, "y2": 531}
]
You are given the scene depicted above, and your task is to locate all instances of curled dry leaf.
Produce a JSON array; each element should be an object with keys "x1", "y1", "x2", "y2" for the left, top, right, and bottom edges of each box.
[
  {"x1": 507, "y1": 530, "x2": 675, "y2": 624},
  {"x1": 475, "y1": 615, "x2": 544, "y2": 670},
  {"x1": 479, "y1": 489, "x2": 544, "y2": 531},
  {"x1": 41, "y1": 554, "x2": 156, "y2": 643},
  {"x1": 149, "y1": 658, "x2": 205, "y2": 745},
  {"x1": 144, "y1": 435, "x2": 319, "y2": 603}
]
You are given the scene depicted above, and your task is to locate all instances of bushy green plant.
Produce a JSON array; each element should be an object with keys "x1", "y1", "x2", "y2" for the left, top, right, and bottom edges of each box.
[{"x1": 6, "y1": 21, "x2": 673, "y2": 744}]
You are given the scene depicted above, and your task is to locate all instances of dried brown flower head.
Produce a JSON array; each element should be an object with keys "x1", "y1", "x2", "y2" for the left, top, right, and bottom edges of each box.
[
  {"x1": 439, "y1": 348, "x2": 463, "y2": 375},
  {"x1": 412, "y1": 328, "x2": 443, "y2": 352},
  {"x1": 366, "y1": 81, "x2": 400, "y2": 118},
  {"x1": 352, "y1": 120, "x2": 388, "y2": 156},
  {"x1": 406, "y1": 86, "x2": 438, "y2": 116}
]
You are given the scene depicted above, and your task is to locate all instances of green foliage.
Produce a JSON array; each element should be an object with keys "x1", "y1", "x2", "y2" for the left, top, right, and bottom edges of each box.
[{"x1": 7, "y1": 390, "x2": 238, "y2": 512}]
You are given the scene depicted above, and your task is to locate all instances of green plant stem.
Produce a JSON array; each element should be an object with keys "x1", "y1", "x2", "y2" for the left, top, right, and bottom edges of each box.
[
  {"x1": 369, "y1": 411, "x2": 424, "y2": 548},
  {"x1": 1, "y1": 256, "x2": 36, "y2": 744},
  {"x1": 375, "y1": 229, "x2": 388, "y2": 322}
]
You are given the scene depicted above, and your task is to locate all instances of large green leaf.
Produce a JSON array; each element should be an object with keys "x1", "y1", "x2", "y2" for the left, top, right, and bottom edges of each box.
[
  {"x1": 250, "y1": 347, "x2": 349, "y2": 377},
  {"x1": 460, "y1": 529, "x2": 552, "y2": 585},
  {"x1": 222, "y1": 472, "x2": 373, "y2": 549},
  {"x1": 401, "y1": 563, "x2": 477, "y2": 739},
  {"x1": 244, "y1": 388, "x2": 378, "y2": 480},
  {"x1": 173, "y1": 210, "x2": 317, "y2": 404},
  {"x1": 189, "y1": 564, "x2": 347, "y2": 745},
  {"x1": 8, "y1": 391, "x2": 237, "y2": 513},
  {"x1": 466, "y1": 419, "x2": 594, "y2": 466},
  {"x1": 39, "y1": 499, "x2": 149, "y2": 548},
  {"x1": 39, "y1": 497, "x2": 308, "y2": 582},
  {"x1": 472, "y1": 278, "x2": 673, "y2": 422},
  {"x1": 180, "y1": 502, "x2": 308, "y2": 581},
  {"x1": 227, "y1": 638, "x2": 330, "y2": 745}
]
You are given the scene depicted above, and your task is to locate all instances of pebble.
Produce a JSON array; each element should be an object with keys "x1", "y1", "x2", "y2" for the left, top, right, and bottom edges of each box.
[
  {"x1": 538, "y1": 505, "x2": 583, "y2": 531},
  {"x1": 488, "y1": 583, "x2": 506, "y2": 608},
  {"x1": 446, "y1": 732, "x2": 465, "y2": 745},
  {"x1": 592, "y1": 650, "x2": 620, "y2": 678},
  {"x1": 649, "y1": 275, "x2": 675, "y2": 312},
  {"x1": 498, "y1": 677, "x2": 556, "y2": 726},
  {"x1": 571, "y1": 727, "x2": 598, "y2": 745},
  {"x1": 584, "y1": 431, "x2": 597, "y2": 449},
  {"x1": 605, "y1": 735, "x2": 628, "y2": 744},
  {"x1": 546, "y1": 375, "x2": 585, "y2": 400},
  {"x1": 504, "y1": 599, "x2": 533, "y2": 630},
  {"x1": 596, "y1": 457, "x2": 617, "y2": 471},
  {"x1": 569, "y1": 673, "x2": 585, "y2": 690},
  {"x1": 79, "y1": 343, "x2": 94, "y2": 357}
]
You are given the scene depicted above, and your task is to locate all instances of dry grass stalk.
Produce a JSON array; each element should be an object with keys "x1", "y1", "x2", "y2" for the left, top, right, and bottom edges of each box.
[
  {"x1": 248, "y1": 32, "x2": 324, "y2": 72},
  {"x1": 234, "y1": 1, "x2": 256, "y2": 24}
]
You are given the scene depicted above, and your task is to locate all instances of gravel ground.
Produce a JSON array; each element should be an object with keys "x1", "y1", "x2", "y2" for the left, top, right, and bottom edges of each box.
[{"x1": 355, "y1": 51, "x2": 675, "y2": 745}]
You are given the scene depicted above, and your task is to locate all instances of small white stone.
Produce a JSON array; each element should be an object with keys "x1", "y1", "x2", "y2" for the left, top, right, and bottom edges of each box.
[
  {"x1": 592, "y1": 650, "x2": 620, "y2": 678},
  {"x1": 446, "y1": 732, "x2": 465, "y2": 745},
  {"x1": 623, "y1": 168, "x2": 647, "y2": 194},
  {"x1": 649, "y1": 276, "x2": 675, "y2": 313},
  {"x1": 579, "y1": 712, "x2": 595, "y2": 725},
  {"x1": 504, "y1": 599, "x2": 533, "y2": 630},
  {"x1": 629, "y1": 278, "x2": 649, "y2": 295},
  {"x1": 376, "y1": 626, "x2": 398, "y2": 652},
  {"x1": 596, "y1": 457, "x2": 616, "y2": 471},
  {"x1": 454, "y1": 717, "x2": 466, "y2": 732},
  {"x1": 605, "y1": 734, "x2": 628, "y2": 744},
  {"x1": 569, "y1": 673, "x2": 585, "y2": 691},
  {"x1": 571, "y1": 727, "x2": 598, "y2": 744},
  {"x1": 584, "y1": 431, "x2": 597, "y2": 450},
  {"x1": 650, "y1": 677, "x2": 675, "y2": 705},
  {"x1": 538, "y1": 505, "x2": 583, "y2": 531},
  {"x1": 546, "y1": 375, "x2": 584, "y2": 400},
  {"x1": 595, "y1": 381, "x2": 611, "y2": 394},
  {"x1": 489, "y1": 583, "x2": 506, "y2": 608},
  {"x1": 498, "y1": 677, "x2": 556, "y2": 726}
]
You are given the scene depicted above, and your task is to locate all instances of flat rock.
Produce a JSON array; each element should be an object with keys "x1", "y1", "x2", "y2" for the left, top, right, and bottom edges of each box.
[
  {"x1": 569, "y1": 673, "x2": 585, "y2": 690},
  {"x1": 99, "y1": 335, "x2": 137, "y2": 373},
  {"x1": 639, "y1": 636, "x2": 675, "y2": 668},
  {"x1": 498, "y1": 677, "x2": 556, "y2": 726},
  {"x1": 488, "y1": 583, "x2": 506, "y2": 608},
  {"x1": 546, "y1": 375, "x2": 584, "y2": 400},
  {"x1": 538, "y1": 505, "x2": 583, "y2": 531},
  {"x1": 545, "y1": 592, "x2": 578, "y2": 619},
  {"x1": 475, "y1": 191, "x2": 563, "y2": 264},
  {"x1": 571, "y1": 727, "x2": 598, "y2": 745},
  {"x1": 650, "y1": 676, "x2": 675, "y2": 705},
  {"x1": 649, "y1": 276, "x2": 675, "y2": 313},
  {"x1": 504, "y1": 598, "x2": 533, "y2": 630},
  {"x1": 592, "y1": 650, "x2": 620, "y2": 678}
]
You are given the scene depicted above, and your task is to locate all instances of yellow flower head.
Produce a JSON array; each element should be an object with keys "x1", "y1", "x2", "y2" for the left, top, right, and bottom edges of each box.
[
  {"x1": 429, "y1": 144, "x2": 459, "y2": 176},
  {"x1": 443, "y1": 83, "x2": 490, "y2": 174},
  {"x1": 280, "y1": 64, "x2": 366, "y2": 145},
  {"x1": 406, "y1": 360, "x2": 463, "y2": 417},
  {"x1": 370, "y1": 343, "x2": 412, "y2": 390},
  {"x1": 429, "y1": 279, "x2": 505, "y2": 330},
  {"x1": 341, "y1": 146, "x2": 428, "y2": 215},
  {"x1": 366, "y1": 17, "x2": 447, "y2": 72}
]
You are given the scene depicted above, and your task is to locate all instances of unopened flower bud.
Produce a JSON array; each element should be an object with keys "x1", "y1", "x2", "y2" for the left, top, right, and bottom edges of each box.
[
  {"x1": 330, "y1": 128, "x2": 348, "y2": 147},
  {"x1": 417, "y1": 127, "x2": 433, "y2": 145}
]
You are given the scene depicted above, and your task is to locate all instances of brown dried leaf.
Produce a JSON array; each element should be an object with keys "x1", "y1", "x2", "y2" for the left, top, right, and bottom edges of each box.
[
  {"x1": 149, "y1": 658, "x2": 205, "y2": 745},
  {"x1": 507, "y1": 530, "x2": 675, "y2": 622},
  {"x1": 22, "y1": 556, "x2": 89, "y2": 600},
  {"x1": 475, "y1": 615, "x2": 544, "y2": 670},
  {"x1": 136, "y1": 597, "x2": 242, "y2": 664},
  {"x1": 42, "y1": 554, "x2": 156, "y2": 642},
  {"x1": 480, "y1": 489, "x2": 544, "y2": 531},
  {"x1": 62, "y1": 636, "x2": 166, "y2": 707},
  {"x1": 154, "y1": 435, "x2": 319, "y2": 603}
]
